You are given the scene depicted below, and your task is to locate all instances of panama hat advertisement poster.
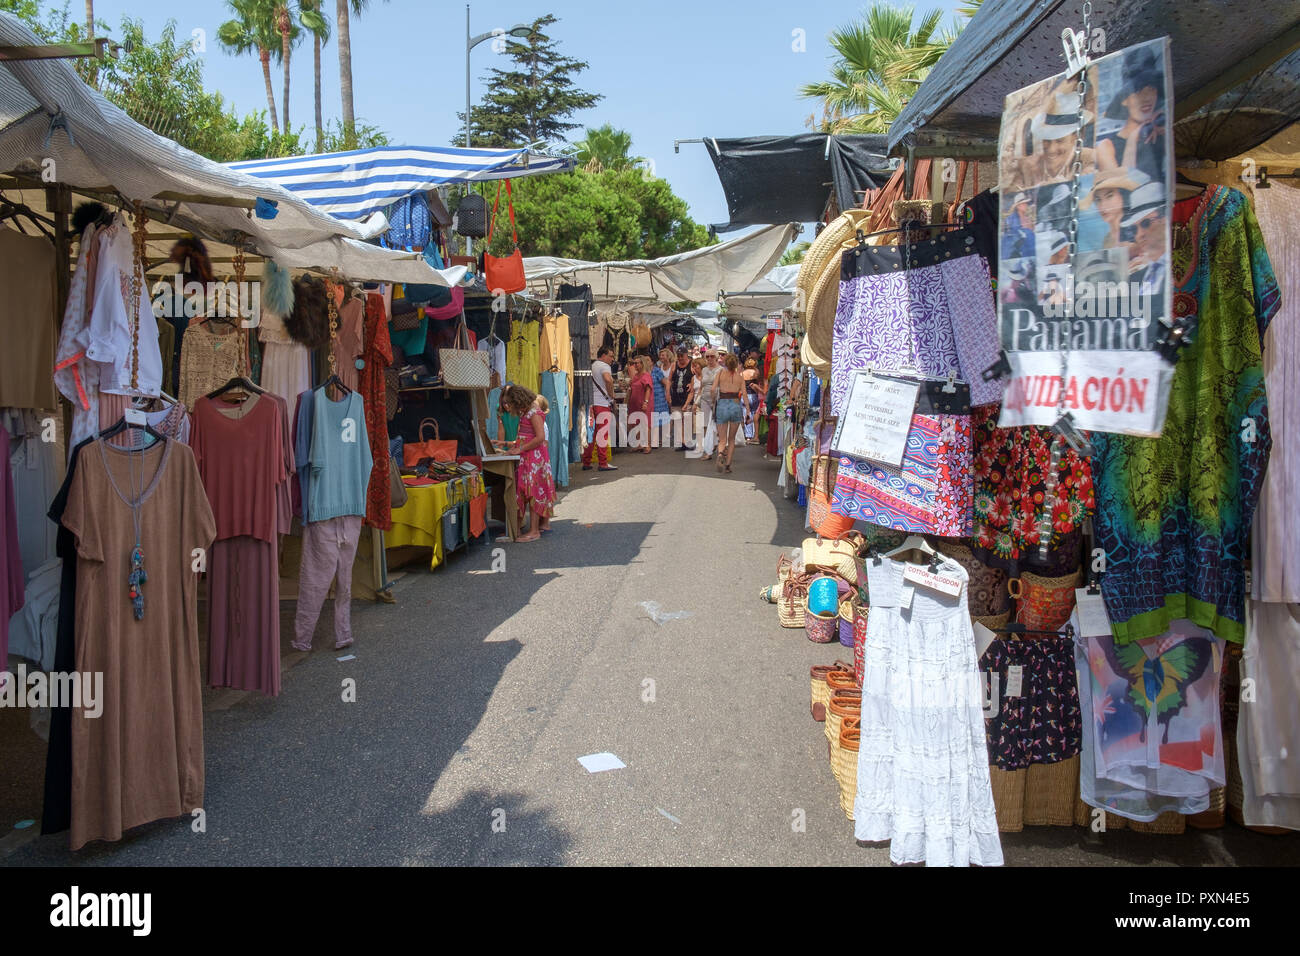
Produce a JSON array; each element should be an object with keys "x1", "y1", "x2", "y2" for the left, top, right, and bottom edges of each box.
[{"x1": 996, "y1": 37, "x2": 1175, "y2": 437}]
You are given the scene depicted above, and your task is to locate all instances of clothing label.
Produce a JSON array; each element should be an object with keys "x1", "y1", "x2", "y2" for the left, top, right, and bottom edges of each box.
[
  {"x1": 124, "y1": 408, "x2": 147, "y2": 425},
  {"x1": 899, "y1": 583, "x2": 915, "y2": 610},
  {"x1": 832, "y1": 372, "x2": 918, "y2": 467},
  {"x1": 902, "y1": 563, "x2": 963, "y2": 597},
  {"x1": 766, "y1": 316, "x2": 783, "y2": 330},
  {"x1": 1074, "y1": 588, "x2": 1112, "y2": 637},
  {"x1": 1005, "y1": 664, "x2": 1024, "y2": 698}
]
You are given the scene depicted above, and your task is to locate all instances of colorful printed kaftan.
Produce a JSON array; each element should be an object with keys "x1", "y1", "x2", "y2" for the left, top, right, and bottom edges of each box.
[{"x1": 1091, "y1": 186, "x2": 1279, "y2": 644}]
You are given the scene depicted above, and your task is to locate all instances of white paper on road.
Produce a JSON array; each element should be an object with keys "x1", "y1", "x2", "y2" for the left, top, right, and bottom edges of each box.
[
  {"x1": 638, "y1": 601, "x2": 692, "y2": 624},
  {"x1": 578, "y1": 752, "x2": 626, "y2": 773}
]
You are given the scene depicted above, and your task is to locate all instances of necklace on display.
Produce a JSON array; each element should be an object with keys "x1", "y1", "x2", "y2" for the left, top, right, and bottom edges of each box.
[{"x1": 98, "y1": 435, "x2": 164, "y2": 620}]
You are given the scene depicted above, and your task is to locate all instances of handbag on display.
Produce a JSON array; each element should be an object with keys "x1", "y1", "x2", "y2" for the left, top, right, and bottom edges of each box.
[
  {"x1": 457, "y1": 191, "x2": 488, "y2": 238},
  {"x1": 389, "y1": 457, "x2": 409, "y2": 509},
  {"x1": 438, "y1": 321, "x2": 491, "y2": 389},
  {"x1": 384, "y1": 194, "x2": 434, "y2": 251},
  {"x1": 403, "y1": 418, "x2": 458, "y2": 466},
  {"x1": 483, "y1": 180, "x2": 526, "y2": 294},
  {"x1": 802, "y1": 531, "x2": 866, "y2": 582}
]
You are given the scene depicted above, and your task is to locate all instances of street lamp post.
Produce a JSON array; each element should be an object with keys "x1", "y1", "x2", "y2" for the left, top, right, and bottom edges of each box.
[{"x1": 464, "y1": 6, "x2": 533, "y2": 255}]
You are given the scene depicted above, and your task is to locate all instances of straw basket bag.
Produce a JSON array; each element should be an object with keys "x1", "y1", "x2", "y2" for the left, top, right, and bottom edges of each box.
[
  {"x1": 809, "y1": 662, "x2": 852, "y2": 721},
  {"x1": 805, "y1": 609, "x2": 839, "y2": 644},
  {"x1": 825, "y1": 688, "x2": 861, "y2": 750},
  {"x1": 990, "y1": 767, "x2": 1027, "y2": 832},
  {"x1": 1023, "y1": 756, "x2": 1079, "y2": 827},
  {"x1": 779, "y1": 573, "x2": 812, "y2": 628},
  {"x1": 835, "y1": 720, "x2": 861, "y2": 820}
]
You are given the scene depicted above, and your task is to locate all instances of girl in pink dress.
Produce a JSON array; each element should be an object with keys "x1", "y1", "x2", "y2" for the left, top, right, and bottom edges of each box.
[{"x1": 500, "y1": 385, "x2": 555, "y2": 542}]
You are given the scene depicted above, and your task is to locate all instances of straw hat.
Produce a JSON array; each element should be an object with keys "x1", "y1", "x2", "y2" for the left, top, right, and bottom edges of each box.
[
  {"x1": 802, "y1": 249, "x2": 844, "y2": 377},
  {"x1": 796, "y1": 209, "x2": 871, "y2": 312}
]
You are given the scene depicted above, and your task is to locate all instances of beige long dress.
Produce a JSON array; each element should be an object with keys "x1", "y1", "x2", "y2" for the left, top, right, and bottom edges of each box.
[{"x1": 60, "y1": 437, "x2": 215, "y2": 850}]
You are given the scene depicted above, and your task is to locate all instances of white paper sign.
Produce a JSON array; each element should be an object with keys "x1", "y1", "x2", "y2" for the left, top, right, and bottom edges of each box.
[
  {"x1": 902, "y1": 563, "x2": 964, "y2": 597},
  {"x1": 998, "y1": 349, "x2": 1173, "y2": 436},
  {"x1": 1074, "y1": 588, "x2": 1113, "y2": 637},
  {"x1": 832, "y1": 373, "x2": 919, "y2": 467}
]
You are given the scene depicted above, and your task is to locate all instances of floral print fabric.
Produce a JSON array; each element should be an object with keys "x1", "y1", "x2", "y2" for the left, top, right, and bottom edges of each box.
[
  {"x1": 830, "y1": 231, "x2": 1003, "y2": 419},
  {"x1": 515, "y1": 414, "x2": 555, "y2": 517},
  {"x1": 831, "y1": 412, "x2": 973, "y2": 536},
  {"x1": 971, "y1": 404, "x2": 1093, "y2": 568},
  {"x1": 980, "y1": 635, "x2": 1081, "y2": 770},
  {"x1": 1091, "y1": 186, "x2": 1279, "y2": 644}
]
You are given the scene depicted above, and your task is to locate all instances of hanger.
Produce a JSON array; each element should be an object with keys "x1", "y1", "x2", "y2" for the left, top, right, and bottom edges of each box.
[
  {"x1": 98, "y1": 414, "x2": 166, "y2": 448},
  {"x1": 989, "y1": 622, "x2": 1076, "y2": 640},
  {"x1": 319, "y1": 372, "x2": 352, "y2": 401},
  {"x1": 855, "y1": 221, "x2": 961, "y2": 247},
  {"x1": 0, "y1": 198, "x2": 55, "y2": 241},
  {"x1": 206, "y1": 374, "x2": 265, "y2": 402},
  {"x1": 881, "y1": 534, "x2": 946, "y2": 571}
]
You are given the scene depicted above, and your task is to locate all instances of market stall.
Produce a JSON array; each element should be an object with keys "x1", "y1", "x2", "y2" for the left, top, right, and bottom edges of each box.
[
  {"x1": 0, "y1": 9, "x2": 499, "y2": 850},
  {"x1": 768, "y1": 0, "x2": 1300, "y2": 863}
]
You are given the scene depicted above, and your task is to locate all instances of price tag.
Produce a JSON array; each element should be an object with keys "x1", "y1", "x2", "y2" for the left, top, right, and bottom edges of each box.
[
  {"x1": 124, "y1": 408, "x2": 147, "y2": 426},
  {"x1": 1074, "y1": 588, "x2": 1112, "y2": 637},
  {"x1": 902, "y1": 563, "x2": 963, "y2": 597},
  {"x1": 1005, "y1": 664, "x2": 1024, "y2": 698},
  {"x1": 899, "y1": 583, "x2": 915, "y2": 610}
]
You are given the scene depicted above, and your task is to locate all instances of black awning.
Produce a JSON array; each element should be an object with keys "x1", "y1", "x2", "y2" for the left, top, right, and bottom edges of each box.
[{"x1": 705, "y1": 134, "x2": 892, "y2": 231}]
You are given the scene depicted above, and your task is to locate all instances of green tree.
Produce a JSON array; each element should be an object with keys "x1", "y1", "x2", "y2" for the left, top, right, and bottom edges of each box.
[
  {"x1": 800, "y1": 3, "x2": 954, "y2": 134},
  {"x1": 573, "y1": 124, "x2": 643, "y2": 172},
  {"x1": 461, "y1": 14, "x2": 602, "y2": 148},
  {"x1": 97, "y1": 18, "x2": 296, "y2": 162},
  {"x1": 779, "y1": 241, "x2": 811, "y2": 266},
  {"x1": 218, "y1": 0, "x2": 283, "y2": 134},
  {"x1": 476, "y1": 167, "x2": 711, "y2": 262}
]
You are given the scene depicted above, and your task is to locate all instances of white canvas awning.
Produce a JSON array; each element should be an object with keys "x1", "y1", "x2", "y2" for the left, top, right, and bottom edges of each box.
[
  {"x1": 0, "y1": 12, "x2": 462, "y2": 286},
  {"x1": 523, "y1": 223, "x2": 799, "y2": 302}
]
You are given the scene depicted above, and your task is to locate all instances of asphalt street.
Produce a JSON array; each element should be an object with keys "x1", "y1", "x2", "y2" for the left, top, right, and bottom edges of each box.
[{"x1": 3, "y1": 442, "x2": 1295, "y2": 865}]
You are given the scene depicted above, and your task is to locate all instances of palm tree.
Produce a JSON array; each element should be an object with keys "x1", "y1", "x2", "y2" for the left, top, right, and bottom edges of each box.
[
  {"x1": 800, "y1": 3, "x2": 954, "y2": 134},
  {"x1": 298, "y1": 0, "x2": 331, "y2": 152},
  {"x1": 272, "y1": 3, "x2": 303, "y2": 134},
  {"x1": 779, "y1": 241, "x2": 811, "y2": 266},
  {"x1": 219, "y1": 0, "x2": 282, "y2": 134},
  {"x1": 573, "y1": 124, "x2": 642, "y2": 171},
  {"x1": 337, "y1": 0, "x2": 386, "y2": 149}
]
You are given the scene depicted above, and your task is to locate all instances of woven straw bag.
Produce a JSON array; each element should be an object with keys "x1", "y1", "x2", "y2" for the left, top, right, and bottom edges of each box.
[
  {"x1": 803, "y1": 531, "x2": 865, "y2": 582},
  {"x1": 835, "y1": 720, "x2": 861, "y2": 820},
  {"x1": 1023, "y1": 757, "x2": 1079, "y2": 827},
  {"x1": 779, "y1": 573, "x2": 812, "y2": 628}
]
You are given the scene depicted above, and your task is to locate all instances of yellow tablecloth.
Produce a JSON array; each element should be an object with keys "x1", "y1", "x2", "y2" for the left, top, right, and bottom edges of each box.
[{"x1": 387, "y1": 475, "x2": 485, "y2": 568}]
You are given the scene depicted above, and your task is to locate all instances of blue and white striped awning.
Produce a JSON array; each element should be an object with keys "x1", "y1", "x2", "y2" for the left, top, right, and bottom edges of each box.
[{"x1": 226, "y1": 145, "x2": 574, "y2": 221}]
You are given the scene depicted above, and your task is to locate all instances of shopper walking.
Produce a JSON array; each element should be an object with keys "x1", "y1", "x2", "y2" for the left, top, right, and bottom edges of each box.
[
  {"x1": 669, "y1": 347, "x2": 695, "y2": 450},
  {"x1": 696, "y1": 349, "x2": 721, "y2": 460},
  {"x1": 742, "y1": 356, "x2": 763, "y2": 444},
  {"x1": 581, "y1": 346, "x2": 617, "y2": 471},
  {"x1": 501, "y1": 385, "x2": 555, "y2": 541},
  {"x1": 712, "y1": 353, "x2": 746, "y2": 473},
  {"x1": 651, "y1": 347, "x2": 672, "y2": 449},
  {"x1": 626, "y1": 355, "x2": 653, "y2": 454}
]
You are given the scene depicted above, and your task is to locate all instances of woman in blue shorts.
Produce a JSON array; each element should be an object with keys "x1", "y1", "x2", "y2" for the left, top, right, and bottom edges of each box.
[{"x1": 710, "y1": 352, "x2": 746, "y2": 473}]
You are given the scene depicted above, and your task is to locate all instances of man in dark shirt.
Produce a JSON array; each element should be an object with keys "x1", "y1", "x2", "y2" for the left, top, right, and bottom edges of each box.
[{"x1": 669, "y1": 347, "x2": 695, "y2": 450}]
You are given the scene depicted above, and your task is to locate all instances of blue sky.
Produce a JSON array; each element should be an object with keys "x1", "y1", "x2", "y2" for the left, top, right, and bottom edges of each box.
[{"x1": 82, "y1": 0, "x2": 968, "y2": 232}]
